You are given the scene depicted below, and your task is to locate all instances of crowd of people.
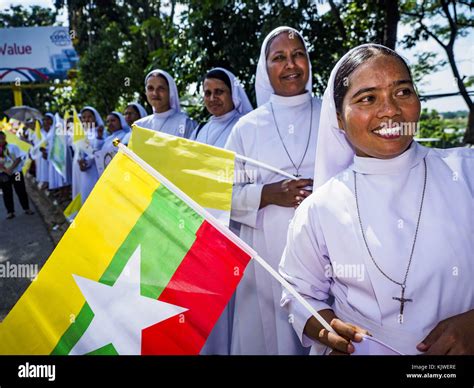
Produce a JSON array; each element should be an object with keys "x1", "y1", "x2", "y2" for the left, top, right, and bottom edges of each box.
[{"x1": 1, "y1": 26, "x2": 473, "y2": 355}]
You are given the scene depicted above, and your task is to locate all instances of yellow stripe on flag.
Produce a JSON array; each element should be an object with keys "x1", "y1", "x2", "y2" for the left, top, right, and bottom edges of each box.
[
  {"x1": 130, "y1": 125, "x2": 234, "y2": 223},
  {"x1": 0, "y1": 153, "x2": 160, "y2": 354},
  {"x1": 5, "y1": 130, "x2": 31, "y2": 154}
]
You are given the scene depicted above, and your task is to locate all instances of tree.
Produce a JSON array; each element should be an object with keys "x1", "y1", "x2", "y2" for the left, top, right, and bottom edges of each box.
[
  {"x1": 0, "y1": 5, "x2": 57, "y2": 27},
  {"x1": 401, "y1": 0, "x2": 474, "y2": 144}
]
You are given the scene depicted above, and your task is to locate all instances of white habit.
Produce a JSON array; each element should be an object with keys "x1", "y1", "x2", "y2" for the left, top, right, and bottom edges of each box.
[
  {"x1": 225, "y1": 91, "x2": 321, "y2": 354},
  {"x1": 280, "y1": 142, "x2": 474, "y2": 354}
]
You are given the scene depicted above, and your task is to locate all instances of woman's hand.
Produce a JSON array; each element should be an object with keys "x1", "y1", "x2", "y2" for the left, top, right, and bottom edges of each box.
[
  {"x1": 260, "y1": 178, "x2": 312, "y2": 209},
  {"x1": 78, "y1": 158, "x2": 89, "y2": 172},
  {"x1": 40, "y1": 147, "x2": 48, "y2": 160},
  {"x1": 417, "y1": 310, "x2": 474, "y2": 355},
  {"x1": 304, "y1": 309, "x2": 370, "y2": 355},
  {"x1": 96, "y1": 126, "x2": 104, "y2": 140}
]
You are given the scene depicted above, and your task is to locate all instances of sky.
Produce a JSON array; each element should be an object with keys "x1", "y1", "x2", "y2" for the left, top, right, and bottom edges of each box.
[{"x1": 1, "y1": 0, "x2": 473, "y2": 113}]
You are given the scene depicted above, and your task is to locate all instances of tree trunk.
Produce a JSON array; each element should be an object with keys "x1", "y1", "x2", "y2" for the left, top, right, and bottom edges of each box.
[
  {"x1": 383, "y1": 0, "x2": 399, "y2": 49},
  {"x1": 463, "y1": 107, "x2": 474, "y2": 145}
]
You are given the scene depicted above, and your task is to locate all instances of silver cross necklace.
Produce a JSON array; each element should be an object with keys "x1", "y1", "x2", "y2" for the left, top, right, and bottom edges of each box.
[
  {"x1": 269, "y1": 98, "x2": 313, "y2": 178},
  {"x1": 353, "y1": 157, "x2": 427, "y2": 323}
]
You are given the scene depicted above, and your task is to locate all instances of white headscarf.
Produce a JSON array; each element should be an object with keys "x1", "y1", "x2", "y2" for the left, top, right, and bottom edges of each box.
[
  {"x1": 110, "y1": 111, "x2": 131, "y2": 132},
  {"x1": 144, "y1": 69, "x2": 181, "y2": 111},
  {"x1": 44, "y1": 112, "x2": 55, "y2": 130},
  {"x1": 314, "y1": 43, "x2": 404, "y2": 188},
  {"x1": 255, "y1": 26, "x2": 312, "y2": 107},
  {"x1": 127, "y1": 102, "x2": 147, "y2": 118},
  {"x1": 80, "y1": 106, "x2": 104, "y2": 128},
  {"x1": 206, "y1": 67, "x2": 253, "y2": 115}
]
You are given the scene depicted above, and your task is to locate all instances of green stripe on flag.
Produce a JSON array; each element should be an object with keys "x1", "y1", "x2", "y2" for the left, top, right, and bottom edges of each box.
[
  {"x1": 87, "y1": 344, "x2": 118, "y2": 355},
  {"x1": 51, "y1": 184, "x2": 204, "y2": 355}
]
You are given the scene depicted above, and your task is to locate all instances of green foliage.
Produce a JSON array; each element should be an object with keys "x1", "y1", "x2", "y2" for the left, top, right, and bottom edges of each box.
[
  {"x1": 417, "y1": 108, "x2": 466, "y2": 148},
  {"x1": 0, "y1": 5, "x2": 57, "y2": 27}
]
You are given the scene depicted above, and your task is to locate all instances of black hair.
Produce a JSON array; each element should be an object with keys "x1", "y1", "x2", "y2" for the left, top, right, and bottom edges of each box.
[
  {"x1": 265, "y1": 29, "x2": 305, "y2": 59},
  {"x1": 126, "y1": 104, "x2": 140, "y2": 116},
  {"x1": 334, "y1": 44, "x2": 414, "y2": 113},
  {"x1": 205, "y1": 69, "x2": 232, "y2": 91},
  {"x1": 147, "y1": 72, "x2": 169, "y2": 87}
]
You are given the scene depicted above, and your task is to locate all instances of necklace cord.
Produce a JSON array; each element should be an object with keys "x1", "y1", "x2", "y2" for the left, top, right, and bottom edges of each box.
[
  {"x1": 354, "y1": 157, "x2": 427, "y2": 288},
  {"x1": 270, "y1": 99, "x2": 313, "y2": 178}
]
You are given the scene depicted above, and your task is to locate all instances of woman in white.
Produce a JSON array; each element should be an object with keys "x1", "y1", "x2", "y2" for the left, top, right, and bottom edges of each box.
[
  {"x1": 36, "y1": 115, "x2": 51, "y2": 188},
  {"x1": 76, "y1": 106, "x2": 104, "y2": 204},
  {"x1": 225, "y1": 26, "x2": 322, "y2": 355},
  {"x1": 97, "y1": 111, "x2": 131, "y2": 174},
  {"x1": 195, "y1": 67, "x2": 252, "y2": 355},
  {"x1": 135, "y1": 69, "x2": 196, "y2": 138},
  {"x1": 279, "y1": 44, "x2": 474, "y2": 355},
  {"x1": 121, "y1": 103, "x2": 147, "y2": 146},
  {"x1": 192, "y1": 67, "x2": 252, "y2": 148},
  {"x1": 124, "y1": 102, "x2": 147, "y2": 127}
]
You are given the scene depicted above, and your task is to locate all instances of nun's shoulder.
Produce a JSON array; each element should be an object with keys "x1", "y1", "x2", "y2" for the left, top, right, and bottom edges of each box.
[
  {"x1": 231, "y1": 105, "x2": 269, "y2": 132},
  {"x1": 311, "y1": 95, "x2": 322, "y2": 108},
  {"x1": 134, "y1": 115, "x2": 153, "y2": 127},
  {"x1": 425, "y1": 145, "x2": 474, "y2": 169},
  {"x1": 305, "y1": 170, "x2": 353, "y2": 212}
]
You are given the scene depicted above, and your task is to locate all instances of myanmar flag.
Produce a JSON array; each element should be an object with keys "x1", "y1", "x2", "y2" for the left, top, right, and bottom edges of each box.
[
  {"x1": 129, "y1": 125, "x2": 234, "y2": 225},
  {"x1": 0, "y1": 149, "x2": 252, "y2": 355}
]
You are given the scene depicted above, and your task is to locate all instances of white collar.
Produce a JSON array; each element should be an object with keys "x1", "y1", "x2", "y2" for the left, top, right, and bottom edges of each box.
[
  {"x1": 210, "y1": 109, "x2": 238, "y2": 123},
  {"x1": 269, "y1": 91, "x2": 311, "y2": 107},
  {"x1": 152, "y1": 108, "x2": 176, "y2": 119},
  {"x1": 350, "y1": 141, "x2": 429, "y2": 175}
]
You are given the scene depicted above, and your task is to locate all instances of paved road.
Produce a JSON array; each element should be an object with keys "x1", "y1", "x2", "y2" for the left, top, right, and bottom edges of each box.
[{"x1": 0, "y1": 189, "x2": 54, "y2": 321}]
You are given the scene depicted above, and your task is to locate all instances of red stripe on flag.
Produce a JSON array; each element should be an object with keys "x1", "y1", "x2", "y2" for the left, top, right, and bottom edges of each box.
[{"x1": 141, "y1": 221, "x2": 252, "y2": 355}]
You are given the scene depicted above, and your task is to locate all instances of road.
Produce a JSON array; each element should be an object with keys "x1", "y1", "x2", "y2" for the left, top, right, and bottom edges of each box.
[{"x1": 0, "y1": 189, "x2": 54, "y2": 321}]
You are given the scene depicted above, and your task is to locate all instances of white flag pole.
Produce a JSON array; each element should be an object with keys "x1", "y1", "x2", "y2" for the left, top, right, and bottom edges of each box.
[
  {"x1": 234, "y1": 153, "x2": 298, "y2": 180},
  {"x1": 116, "y1": 143, "x2": 336, "y2": 335}
]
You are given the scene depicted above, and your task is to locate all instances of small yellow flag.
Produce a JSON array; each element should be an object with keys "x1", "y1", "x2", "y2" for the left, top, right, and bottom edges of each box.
[
  {"x1": 35, "y1": 119, "x2": 42, "y2": 142},
  {"x1": 72, "y1": 108, "x2": 86, "y2": 143},
  {"x1": 63, "y1": 193, "x2": 82, "y2": 221}
]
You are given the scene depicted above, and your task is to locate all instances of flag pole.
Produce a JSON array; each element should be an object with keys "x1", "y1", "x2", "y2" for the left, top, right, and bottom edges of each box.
[
  {"x1": 234, "y1": 154, "x2": 298, "y2": 180},
  {"x1": 116, "y1": 143, "x2": 336, "y2": 335}
]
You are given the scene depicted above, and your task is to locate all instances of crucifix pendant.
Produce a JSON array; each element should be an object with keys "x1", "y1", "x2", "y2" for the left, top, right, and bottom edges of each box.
[{"x1": 393, "y1": 286, "x2": 412, "y2": 324}]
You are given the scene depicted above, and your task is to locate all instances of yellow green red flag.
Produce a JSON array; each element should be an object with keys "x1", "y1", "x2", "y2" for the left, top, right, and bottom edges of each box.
[
  {"x1": 0, "y1": 149, "x2": 251, "y2": 355},
  {"x1": 129, "y1": 124, "x2": 235, "y2": 225}
]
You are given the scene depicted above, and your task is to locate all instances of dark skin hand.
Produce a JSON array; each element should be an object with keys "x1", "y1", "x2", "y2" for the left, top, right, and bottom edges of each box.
[
  {"x1": 260, "y1": 178, "x2": 313, "y2": 209},
  {"x1": 304, "y1": 309, "x2": 371, "y2": 355},
  {"x1": 417, "y1": 309, "x2": 474, "y2": 355},
  {"x1": 40, "y1": 147, "x2": 48, "y2": 160},
  {"x1": 96, "y1": 126, "x2": 104, "y2": 140},
  {"x1": 78, "y1": 158, "x2": 89, "y2": 172}
]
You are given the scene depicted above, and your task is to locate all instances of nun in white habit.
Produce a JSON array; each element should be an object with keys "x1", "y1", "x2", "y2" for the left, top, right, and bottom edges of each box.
[
  {"x1": 135, "y1": 69, "x2": 196, "y2": 138},
  {"x1": 279, "y1": 44, "x2": 474, "y2": 355},
  {"x1": 36, "y1": 114, "x2": 52, "y2": 185},
  {"x1": 196, "y1": 67, "x2": 252, "y2": 355},
  {"x1": 75, "y1": 106, "x2": 105, "y2": 204},
  {"x1": 97, "y1": 111, "x2": 131, "y2": 174},
  {"x1": 192, "y1": 67, "x2": 253, "y2": 148},
  {"x1": 224, "y1": 26, "x2": 321, "y2": 355},
  {"x1": 121, "y1": 102, "x2": 147, "y2": 145}
]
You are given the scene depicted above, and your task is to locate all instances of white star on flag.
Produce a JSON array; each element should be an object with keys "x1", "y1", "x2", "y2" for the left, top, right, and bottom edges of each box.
[{"x1": 69, "y1": 245, "x2": 188, "y2": 355}]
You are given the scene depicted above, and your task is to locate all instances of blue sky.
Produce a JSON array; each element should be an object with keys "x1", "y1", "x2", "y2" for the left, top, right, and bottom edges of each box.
[{"x1": 2, "y1": 0, "x2": 472, "y2": 113}]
